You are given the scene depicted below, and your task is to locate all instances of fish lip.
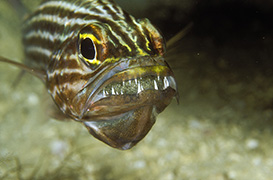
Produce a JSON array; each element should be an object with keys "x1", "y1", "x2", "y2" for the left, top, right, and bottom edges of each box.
[{"x1": 78, "y1": 56, "x2": 177, "y2": 119}]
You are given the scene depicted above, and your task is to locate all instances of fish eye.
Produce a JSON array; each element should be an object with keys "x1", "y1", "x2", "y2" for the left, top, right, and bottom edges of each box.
[
  {"x1": 78, "y1": 25, "x2": 102, "y2": 69},
  {"x1": 80, "y1": 38, "x2": 96, "y2": 60}
]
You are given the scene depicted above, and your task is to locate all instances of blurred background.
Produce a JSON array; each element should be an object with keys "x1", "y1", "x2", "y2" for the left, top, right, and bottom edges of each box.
[{"x1": 0, "y1": 0, "x2": 273, "y2": 179}]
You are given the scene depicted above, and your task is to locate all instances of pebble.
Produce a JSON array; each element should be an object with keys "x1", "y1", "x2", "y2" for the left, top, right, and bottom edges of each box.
[
  {"x1": 245, "y1": 139, "x2": 259, "y2": 150},
  {"x1": 27, "y1": 93, "x2": 39, "y2": 105},
  {"x1": 50, "y1": 140, "x2": 69, "y2": 159}
]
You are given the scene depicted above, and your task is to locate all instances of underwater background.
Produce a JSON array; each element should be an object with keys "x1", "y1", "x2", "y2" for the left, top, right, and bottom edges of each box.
[{"x1": 1, "y1": 0, "x2": 273, "y2": 179}]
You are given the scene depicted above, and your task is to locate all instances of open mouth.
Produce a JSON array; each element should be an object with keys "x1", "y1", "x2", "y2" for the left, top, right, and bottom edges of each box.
[
  {"x1": 78, "y1": 57, "x2": 178, "y2": 150},
  {"x1": 84, "y1": 69, "x2": 177, "y2": 118},
  {"x1": 100, "y1": 75, "x2": 176, "y2": 96}
]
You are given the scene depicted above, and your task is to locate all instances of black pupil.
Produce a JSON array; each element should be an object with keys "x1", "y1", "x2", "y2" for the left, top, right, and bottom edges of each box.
[{"x1": 81, "y1": 38, "x2": 95, "y2": 59}]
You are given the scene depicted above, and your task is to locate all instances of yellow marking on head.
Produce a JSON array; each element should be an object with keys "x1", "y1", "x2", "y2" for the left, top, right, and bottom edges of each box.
[
  {"x1": 134, "y1": 38, "x2": 150, "y2": 56},
  {"x1": 117, "y1": 65, "x2": 169, "y2": 79},
  {"x1": 137, "y1": 47, "x2": 149, "y2": 56},
  {"x1": 86, "y1": 59, "x2": 101, "y2": 66},
  {"x1": 125, "y1": 44, "x2": 132, "y2": 52},
  {"x1": 152, "y1": 65, "x2": 167, "y2": 74},
  {"x1": 137, "y1": 66, "x2": 167, "y2": 74},
  {"x1": 79, "y1": 33, "x2": 101, "y2": 45},
  {"x1": 146, "y1": 40, "x2": 152, "y2": 52},
  {"x1": 104, "y1": 57, "x2": 120, "y2": 64}
]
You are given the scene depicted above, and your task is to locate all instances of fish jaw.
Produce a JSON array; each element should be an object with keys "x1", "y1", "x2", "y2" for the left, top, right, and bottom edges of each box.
[
  {"x1": 83, "y1": 85, "x2": 176, "y2": 149},
  {"x1": 78, "y1": 57, "x2": 177, "y2": 149}
]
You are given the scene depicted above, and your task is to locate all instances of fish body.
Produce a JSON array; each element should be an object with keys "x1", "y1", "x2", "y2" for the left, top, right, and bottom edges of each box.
[{"x1": 8, "y1": 0, "x2": 178, "y2": 150}]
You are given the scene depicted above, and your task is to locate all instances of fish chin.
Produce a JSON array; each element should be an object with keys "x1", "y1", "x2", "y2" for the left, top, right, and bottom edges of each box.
[{"x1": 83, "y1": 106, "x2": 157, "y2": 150}]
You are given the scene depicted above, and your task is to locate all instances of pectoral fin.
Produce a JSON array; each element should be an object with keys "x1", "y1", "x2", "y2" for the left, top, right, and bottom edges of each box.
[{"x1": 0, "y1": 56, "x2": 46, "y2": 82}]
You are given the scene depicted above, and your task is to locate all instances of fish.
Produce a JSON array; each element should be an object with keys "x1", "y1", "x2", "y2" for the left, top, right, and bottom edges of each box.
[{"x1": 0, "y1": 0, "x2": 178, "y2": 150}]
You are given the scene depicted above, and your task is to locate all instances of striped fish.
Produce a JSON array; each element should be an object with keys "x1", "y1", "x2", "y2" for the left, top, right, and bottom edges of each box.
[{"x1": 1, "y1": 0, "x2": 178, "y2": 150}]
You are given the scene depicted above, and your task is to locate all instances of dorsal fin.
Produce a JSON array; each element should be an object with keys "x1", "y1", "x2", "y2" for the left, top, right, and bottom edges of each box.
[{"x1": 166, "y1": 22, "x2": 194, "y2": 49}]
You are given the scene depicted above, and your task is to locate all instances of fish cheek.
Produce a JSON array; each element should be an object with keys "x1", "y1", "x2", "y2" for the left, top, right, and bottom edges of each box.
[{"x1": 46, "y1": 48, "x2": 91, "y2": 120}]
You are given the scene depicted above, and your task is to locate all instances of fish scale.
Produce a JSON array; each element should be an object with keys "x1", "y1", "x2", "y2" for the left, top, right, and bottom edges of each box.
[{"x1": 1, "y1": 0, "x2": 178, "y2": 150}]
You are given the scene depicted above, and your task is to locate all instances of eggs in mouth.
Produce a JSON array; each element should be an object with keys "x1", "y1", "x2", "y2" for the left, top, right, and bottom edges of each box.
[{"x1": 79, "y1": 58, "x2": 178, "y2": 150}]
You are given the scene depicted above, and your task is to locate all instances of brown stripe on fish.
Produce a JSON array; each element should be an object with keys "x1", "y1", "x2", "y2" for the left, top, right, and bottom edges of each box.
[
  {"x1": 23, "y1": 0, "x2": 154, "y2": 67},
  {"x1": 24, "y1": 50, "x2": 49, "y2": 68}
]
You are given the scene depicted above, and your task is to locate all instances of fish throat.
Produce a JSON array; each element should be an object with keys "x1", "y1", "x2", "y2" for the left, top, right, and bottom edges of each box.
[{"x1": 22, "y1": 0, "x2": 178, "y2": 150}]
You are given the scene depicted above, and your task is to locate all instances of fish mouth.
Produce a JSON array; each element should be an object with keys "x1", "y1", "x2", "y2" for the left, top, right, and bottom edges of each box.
[
  {"x1": 86, "y1": 72, "x2": 177, "y2": 117},
  {"x1": 79, "y1": 57, "x2": 177, "y2": 150}
]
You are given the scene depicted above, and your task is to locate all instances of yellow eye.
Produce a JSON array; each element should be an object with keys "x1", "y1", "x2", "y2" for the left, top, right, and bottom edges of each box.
[{"x1": 78, "y1": 31, "x2": 101, "y2": 70}]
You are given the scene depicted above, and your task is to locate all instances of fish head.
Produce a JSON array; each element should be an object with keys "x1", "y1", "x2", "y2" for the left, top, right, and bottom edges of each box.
[{"x1": 46, "y1": 19, "x2": 178, "y2": 150}]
